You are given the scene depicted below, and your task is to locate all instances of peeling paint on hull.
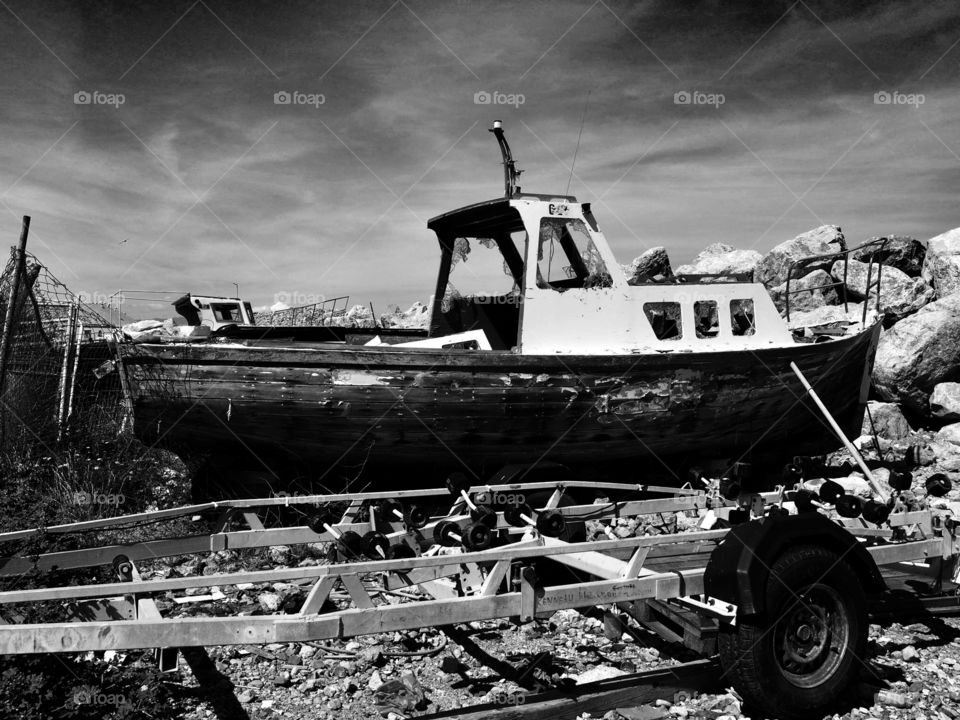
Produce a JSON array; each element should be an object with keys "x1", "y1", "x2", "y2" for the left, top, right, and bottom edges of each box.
[{"x1": 120, "y1": 324, "x2": 881, "y2": 485}]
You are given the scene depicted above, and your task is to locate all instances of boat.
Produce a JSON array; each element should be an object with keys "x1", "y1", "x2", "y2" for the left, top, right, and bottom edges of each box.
[{"x1": 117, "y1": 122, "x2": 882, "y2": 493}]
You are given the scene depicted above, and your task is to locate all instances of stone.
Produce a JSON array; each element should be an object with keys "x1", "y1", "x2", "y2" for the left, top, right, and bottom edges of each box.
[
  {"x1": 937, "y1": 423, "x2": 960, "y2": 447},
  {"x1": 873, "y1": 295, "x2": 960, "y2": 415},
  {"x1": 831, "y1": 259, "x2": 935, "y2": 320},
  {"x1": 922, "y1": 227, "x2": 960, "y2": 298},
  {"x1": 675, "y1": 242, "x2": 763, "y2": 278},
  {"x1": 861, "y1": 401, "x2": 912, "y2": 442},
  {"x1": 769, "y1": 269, "x2": 838, "y2": 314},
  {"x1": 257, "y1": 592, "x2": 282, "y2": 613},
  {"x1": 853, "y1": 236, "x2": 927, "y2": 277},
  {"x1": 575, "y1": 665, "x2": 627, "y2": 684},
  {"x1": 379, "y1": 301, "x2": 431, "y2": 330},
  {"x1": 834, "y1": 476, "x2": 872, "y2": 498},
  {"x1": 624, "y1": 247, "x2": 674, "y2": 285},
  {"x1": 902, "y1": 645, "x2": 920, "y2": 662},
  {"x1": 785, "y1": 302, "x2": 866, "y2": 330},
  {"x1": 931, "y1": 383, "x2": 960, "y2": 422},
  {"x1": 755, "y1": 225, "x2": 846, "y2": 287},
  {"x1": 268, "y1": 545, "x2": 292, "y2": 565}
]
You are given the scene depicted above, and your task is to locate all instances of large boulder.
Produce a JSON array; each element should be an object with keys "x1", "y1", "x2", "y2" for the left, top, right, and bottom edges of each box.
[
  {"x1": 675, "y1": 242, "x2": 762, "y2": 278},
  {"x1": 785, "y1": 302, "x2": 866, "y2": 331},
  {"x1": 380, "y1": 301, "x2": 431, "y2": 330},
  {"x1": 755, "y1": 225, "x2": 846, "y2": 288},
  {"x1": 930, "y1": 382, "x2": 960, "y2": 422},
  {"x1": 625, "y1": 246, "x2": 674, "y2": 285},
  {"x1": 873, "y1": 295, "x2": 960, "y2": 415},
  {"x1": 830, "y1": 259, "x2": 935, "y2": 320},
  {"x1": 852, "y1": 236, "x2": 926, "y2": 277},
  {"x1": 769, "y1": 269, "x2": 838, "y2": 314},
  {"x1": 921, "y1": 227, "x2": 960, "y2": 298},
  {"x1": 861, "y1": 400, "x2": 912, "y2": 442}
]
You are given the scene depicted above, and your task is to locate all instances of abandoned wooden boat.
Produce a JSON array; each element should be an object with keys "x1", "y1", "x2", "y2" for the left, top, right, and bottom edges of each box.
[{"x1": 117, "y1": 123, "x2": 882, "y2": 490}]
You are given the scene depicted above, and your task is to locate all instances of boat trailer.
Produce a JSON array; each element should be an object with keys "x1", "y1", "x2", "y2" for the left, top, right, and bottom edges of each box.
[{"x1": 0, "y1": 470, "x2": 958, "y2": 719}]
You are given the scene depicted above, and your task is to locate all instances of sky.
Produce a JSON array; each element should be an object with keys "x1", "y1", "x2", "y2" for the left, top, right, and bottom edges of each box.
[{"x1": 2, "y1": 0, "x2": 960, "y2": 320}]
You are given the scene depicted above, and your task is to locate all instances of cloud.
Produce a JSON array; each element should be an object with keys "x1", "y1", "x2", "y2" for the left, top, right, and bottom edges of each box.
[{"x1": 0, "y1": 0, "x2": 959, "y2": 318}]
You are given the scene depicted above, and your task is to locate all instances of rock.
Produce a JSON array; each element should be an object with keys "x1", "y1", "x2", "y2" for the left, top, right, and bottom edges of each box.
[
  {"x1": 342, "y1": 304, "x2": 376, "y2": 328},
  {"x1": 873, "y1": 295, "x2": 960, "y2": 414},
  {"x1": 368, "y1": 670, "x2": 384, "y2": 691},
  {"x1": 853, "y1": 236, "x2": 927, "y2": 277},
  {"x1": 922, "y1": 227, "x2": 960, "y2": 298},
  {"x1": 835, "y1": 476, "x2": 872, "y2": 498},
  {"x1": 380, "y1": 301, "x2": 431, "y2": 330},
  {"x1": 624, "y1": 247, "x2": 674, "y2": 284},
  {"x1": 575, "y1": 665, "x2": 627, "y2": 684},
  {"x1": 937, "y1": 423, "x2": 960, "y2": 447},
  {"x1": 931, "y1": 383, "x2": 960, "y2": 422},
  {"x1": 258, "y1": 592, "x2": 282, "y2": 613},
  {"x1": 769, "y1": 269, "x2": 838, "y2": 313},
  {"x1": 785, "y1": 302, "x2": 866, "y2": 330},
  {"x1": 861, "y1": 401, "x2": 912, "y2": 442},
  {"x1": 268, "y1": 545, "x2": 292, "y2": 565},
  {"x1": 755, "y1": 225, "x2": 846, "y2": 287},
  {"x1": 675, "y1": 242, "x2": 762, "y2": 278},
  {"x1": 831, "y1": 259, "x2": 935, "y2": 320},
  {"x1": 237, "y1": 689, "x2": 257, "y2": 703},
  {"x1": 902, "y1": 645, "x2": 920, "y2": 662}
]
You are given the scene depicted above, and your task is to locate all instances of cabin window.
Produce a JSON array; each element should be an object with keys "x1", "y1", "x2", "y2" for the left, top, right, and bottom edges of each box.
[
  {"x1": 211, "y1": 304, "x2": 243, "y2": 323},
  {"x1": 731, "y1": 299, "x2": 756, "y2": 336},
  {"x1": 694, "y1": 301, "x2": 719, "y2": 338},
  {"x1": 643, "y1": 302, "x2": 682, "y2": 340},
  {"x1": 537, "y1": 218, "x2": 612, "y2": 290},
  {"x1": 441, "y1": 236, "x2": 521, "y2": 312}
]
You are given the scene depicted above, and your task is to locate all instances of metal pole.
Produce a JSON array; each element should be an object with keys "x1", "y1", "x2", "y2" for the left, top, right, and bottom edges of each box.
[
  {"x1": 789, "y1": 361, "x2": 888, "y2": 502},
  {"x1": 55, "y1": 303, "x2": 77, "y2": 440}
]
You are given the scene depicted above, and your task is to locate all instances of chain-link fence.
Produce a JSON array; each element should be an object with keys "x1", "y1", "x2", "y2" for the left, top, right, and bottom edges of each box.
[
  {"x1": 0, "y1": 242, "x2": 124, "y2": 453},
  {"x1": 254, "y1": 295, "x2": 350, "y2": 326}
]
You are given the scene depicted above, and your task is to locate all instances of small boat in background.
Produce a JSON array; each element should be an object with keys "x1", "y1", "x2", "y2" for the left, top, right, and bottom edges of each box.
[{"x1": 118, "y1": 122, "x2": 881, "y2": 493}]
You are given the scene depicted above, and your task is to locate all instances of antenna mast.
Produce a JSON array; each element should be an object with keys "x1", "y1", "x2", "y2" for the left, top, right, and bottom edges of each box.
[{"x1": 489, "y1": 120, "x2": 521, "y2": 198}]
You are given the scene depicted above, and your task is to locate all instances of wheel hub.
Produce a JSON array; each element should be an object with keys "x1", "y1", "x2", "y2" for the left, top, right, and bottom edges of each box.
[{"x1": 775, "y1": 584, "x2": 850, "y2": 689}]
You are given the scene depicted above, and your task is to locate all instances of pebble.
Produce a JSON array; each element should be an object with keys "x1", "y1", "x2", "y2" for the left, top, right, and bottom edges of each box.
[{"x1": 903, "y1": 645, "x2": 920, "y2": 662}]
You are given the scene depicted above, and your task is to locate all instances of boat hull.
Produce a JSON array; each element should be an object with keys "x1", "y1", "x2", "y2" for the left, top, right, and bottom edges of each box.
[{"x1": 119, "y1": 324, "x2": 881, "y2": 490}]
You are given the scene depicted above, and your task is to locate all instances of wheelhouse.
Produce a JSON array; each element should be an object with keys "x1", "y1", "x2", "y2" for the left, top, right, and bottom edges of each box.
[{"x1": 426, "y1": 195, "x2": 791, "y2": 355}]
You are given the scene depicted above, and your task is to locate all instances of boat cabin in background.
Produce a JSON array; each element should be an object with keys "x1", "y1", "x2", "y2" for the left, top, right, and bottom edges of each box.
[{"x1": 173, "y1": 294, "x2": 255, "y2": 331}]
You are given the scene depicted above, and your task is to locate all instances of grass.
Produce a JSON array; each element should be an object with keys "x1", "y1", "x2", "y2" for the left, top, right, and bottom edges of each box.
[{"x1": 0, "y1": 435, "x2": 198, "y2": 719}]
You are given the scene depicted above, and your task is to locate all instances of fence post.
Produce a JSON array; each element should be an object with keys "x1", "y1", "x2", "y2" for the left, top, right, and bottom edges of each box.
[
  {"x1": 0, "y1": 216, "x2": 31, "y2": 445},
  {"x1": 55, "y1": 303, "x2": 78, "y2": 441}
]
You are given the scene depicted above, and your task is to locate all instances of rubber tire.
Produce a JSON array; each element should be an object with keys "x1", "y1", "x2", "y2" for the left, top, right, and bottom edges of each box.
[{"x1": 718, "y1": 545, "x2": 867, "y2": 720}]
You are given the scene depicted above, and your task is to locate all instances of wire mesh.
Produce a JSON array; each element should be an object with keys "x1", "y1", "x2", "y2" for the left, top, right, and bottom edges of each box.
[{"x1": 0, "y1": 248, "x2": 123, "y2": 453}]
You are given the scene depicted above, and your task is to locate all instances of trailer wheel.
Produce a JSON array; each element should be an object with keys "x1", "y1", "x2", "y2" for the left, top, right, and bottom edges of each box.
[{"x1": 718, "y1": 545, "x2": 867, "y2": 720}]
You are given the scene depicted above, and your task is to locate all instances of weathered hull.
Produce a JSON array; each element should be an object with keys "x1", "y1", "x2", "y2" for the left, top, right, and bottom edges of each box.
[{"x1": 120, "y1": 324, "x2": 881, "y2": 488}]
